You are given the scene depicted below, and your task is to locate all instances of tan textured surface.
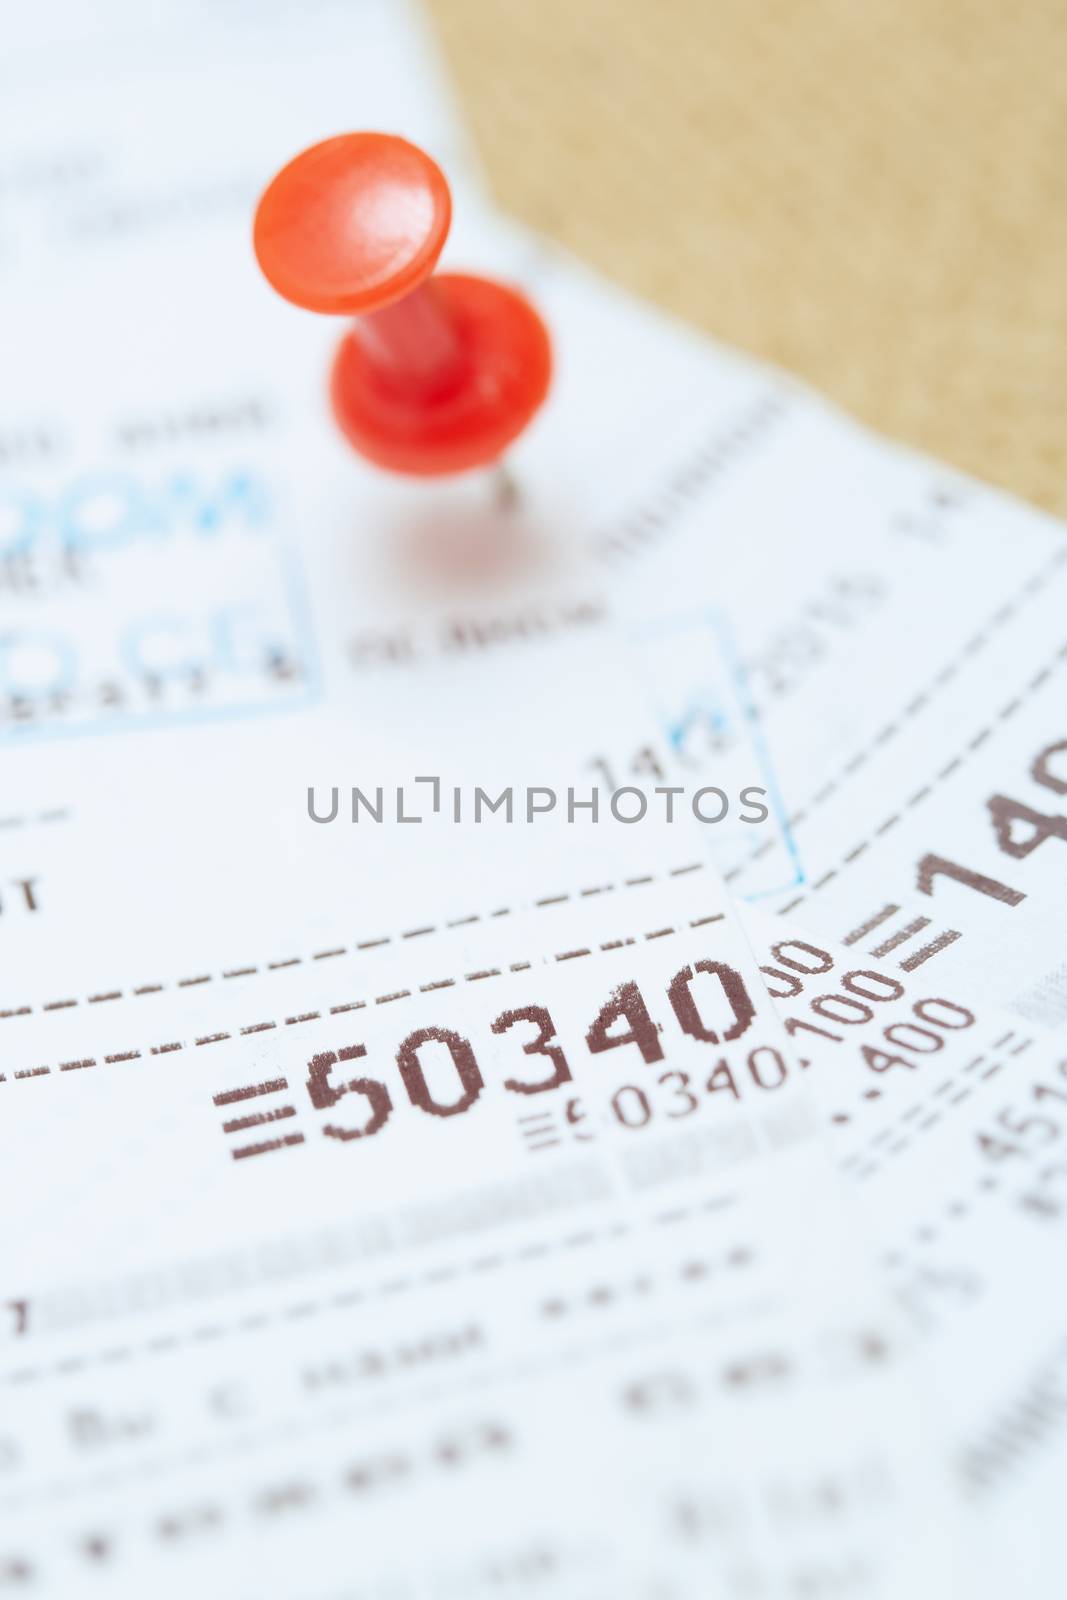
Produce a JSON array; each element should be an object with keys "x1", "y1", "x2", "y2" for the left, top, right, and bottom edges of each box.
[{"x1": 427, "y1": 0, "x2": 1067, "y2": 514}]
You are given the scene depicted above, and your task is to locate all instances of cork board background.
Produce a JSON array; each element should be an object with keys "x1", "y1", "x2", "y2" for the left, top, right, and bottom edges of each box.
[{"x1": 428, "y1": 0, "x2": 1067, "y2": 515}]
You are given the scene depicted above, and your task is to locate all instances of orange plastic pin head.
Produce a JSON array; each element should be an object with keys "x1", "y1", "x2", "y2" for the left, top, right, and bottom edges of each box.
[
  {"x1": 253, "y1": 133, "x2": 451, "y2": 315},
  {"x1": 253, "y1": 132, "x2": 551, "y2": 477}
]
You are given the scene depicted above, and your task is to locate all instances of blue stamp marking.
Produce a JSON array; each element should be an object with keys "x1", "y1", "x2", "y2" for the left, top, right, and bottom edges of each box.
[
  {"x1": 629, "y1": 608, "x2": 804, "y2": 900},
  {"x1": 0, "y1": 465, "x2": 322, "y2": 744}
]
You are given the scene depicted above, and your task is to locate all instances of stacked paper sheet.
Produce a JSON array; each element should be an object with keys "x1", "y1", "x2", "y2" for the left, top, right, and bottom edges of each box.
[{"x1": 1, "y1": 4, "x2": 1064, "y2": 1595}]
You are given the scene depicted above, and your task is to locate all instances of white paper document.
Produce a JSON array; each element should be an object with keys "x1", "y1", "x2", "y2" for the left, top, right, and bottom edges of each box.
[
  {"x1": 1, "y1": 872, "x2": 960, "y2": 1596},
  {"x1": 2, "y1": 1, "x2": 1066, "y2": 1593},
  {"x1": 740, "y1": 904, "x2": 1067, "y2": 1594}
]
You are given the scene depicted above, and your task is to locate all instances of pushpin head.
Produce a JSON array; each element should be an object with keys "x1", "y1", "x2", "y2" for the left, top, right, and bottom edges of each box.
[
  {"x1": 253, "y1": 133, "x2": 451, "y2": 315},
  {"x1": 253, "y1": 133, "x2": 551, "y2": 477}
]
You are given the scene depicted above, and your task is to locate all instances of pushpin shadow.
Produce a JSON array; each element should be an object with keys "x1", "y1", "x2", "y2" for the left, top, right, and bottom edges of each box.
[{"x1": 383, "y1": 475, "x2": 554, "y2": 592}]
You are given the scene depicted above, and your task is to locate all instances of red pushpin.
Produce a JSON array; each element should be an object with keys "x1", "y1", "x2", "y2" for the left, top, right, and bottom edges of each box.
[{"x1": 253, "y1": 133, "x2": 552, "y2": 477}]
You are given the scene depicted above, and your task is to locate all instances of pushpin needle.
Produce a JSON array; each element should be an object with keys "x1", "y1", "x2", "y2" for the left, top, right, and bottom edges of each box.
[{"x1": 253, "y1": 133, "x2": 552, "y2": 481}]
